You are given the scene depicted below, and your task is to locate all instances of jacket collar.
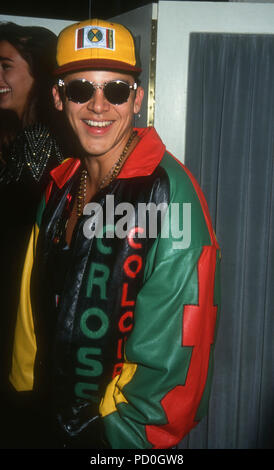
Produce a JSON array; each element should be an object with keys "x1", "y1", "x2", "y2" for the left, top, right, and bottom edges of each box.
[{"x1": 50, "y1": 127, "x2": 166, "y2": 189}]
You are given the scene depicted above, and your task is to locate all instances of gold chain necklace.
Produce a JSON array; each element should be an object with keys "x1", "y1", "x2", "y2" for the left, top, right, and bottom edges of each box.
[
  {"x1": 77, "y1": 130, "x2": 137, "y2": 218},
  {"x1": 77, "y1": 167, "x2": 88, "y2": 217}
]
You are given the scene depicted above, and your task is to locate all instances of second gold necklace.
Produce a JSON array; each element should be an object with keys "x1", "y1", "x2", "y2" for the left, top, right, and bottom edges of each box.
[{"x1": 77, "y1": 130, "x2": 137, "y2": 217}]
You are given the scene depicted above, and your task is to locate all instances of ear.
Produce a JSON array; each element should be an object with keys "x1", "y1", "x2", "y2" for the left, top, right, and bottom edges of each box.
[
  {"x1": 52, "y1": 85, "x2": 63, "y2": 111},
  {"x1": 133, "y1": 86, "x2": 144, "y2": 115}
]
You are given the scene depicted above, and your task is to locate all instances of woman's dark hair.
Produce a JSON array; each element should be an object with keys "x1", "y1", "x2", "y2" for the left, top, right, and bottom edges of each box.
[{"x1": 0, "y1": 22, "x2": 58, "y2": 129}]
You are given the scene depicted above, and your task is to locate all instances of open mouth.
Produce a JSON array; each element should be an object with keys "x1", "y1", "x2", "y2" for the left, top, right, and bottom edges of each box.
[
  {"x1": 0, "y1": 87, "x2": 11, "y2": 95},
  {"x1": 83, "y1": 120, "x2": 113, "y2": 128}
]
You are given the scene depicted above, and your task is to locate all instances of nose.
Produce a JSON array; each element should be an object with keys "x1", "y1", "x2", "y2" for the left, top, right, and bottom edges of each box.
[{"x1": 87, "y1": 87, "x2": 109, "y2": 113}]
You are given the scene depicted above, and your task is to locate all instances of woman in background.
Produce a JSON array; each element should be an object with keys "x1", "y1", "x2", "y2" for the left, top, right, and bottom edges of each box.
[
  {"x1": 0, "y1": 22, "x2": 65, "y2": 447},
  {"x1": 0, "y1": 21, "x2": 64, "y2": 214}
]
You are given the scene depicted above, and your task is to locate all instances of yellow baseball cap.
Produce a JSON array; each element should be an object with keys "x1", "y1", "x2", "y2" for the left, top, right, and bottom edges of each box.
[{"x1": 54, "y1": 19, "x2": 142, "y2": 76}]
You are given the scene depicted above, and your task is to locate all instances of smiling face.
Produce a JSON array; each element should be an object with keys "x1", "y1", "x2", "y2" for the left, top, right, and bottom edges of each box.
[
  {"x1": 53, "y1": 70, "x2": 144, "y2": 161},
  {"x1": 0, "y1": 40, "x2": 35, "y2": 119}
]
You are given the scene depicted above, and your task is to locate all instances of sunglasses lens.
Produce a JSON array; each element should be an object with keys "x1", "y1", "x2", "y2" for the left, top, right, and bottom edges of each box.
[
  {"x1": 66, "y1": 80, "x2": 94, "y2": 103},
  {"x1": 64, "y1": 80, "x2": 132, "y2": 105},
  {"x1": 104, "y1": 81, "x2": 131, "y2": 105}
]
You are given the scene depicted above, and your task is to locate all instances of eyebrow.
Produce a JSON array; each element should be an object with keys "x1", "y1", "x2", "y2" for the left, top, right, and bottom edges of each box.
[{"x1": 0, "y1": 56, "x2": 13, "y2": 61}]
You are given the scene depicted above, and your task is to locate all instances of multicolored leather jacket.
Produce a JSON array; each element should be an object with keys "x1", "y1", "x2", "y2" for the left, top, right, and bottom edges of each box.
[{"x1": 10, "y1": 127, "x2": 221, "y2": 449}]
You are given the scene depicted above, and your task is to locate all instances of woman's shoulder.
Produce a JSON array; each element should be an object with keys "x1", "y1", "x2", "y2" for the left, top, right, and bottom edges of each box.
[{"x1": 4, "y1": 122, "x2": 63, "y2": 184}]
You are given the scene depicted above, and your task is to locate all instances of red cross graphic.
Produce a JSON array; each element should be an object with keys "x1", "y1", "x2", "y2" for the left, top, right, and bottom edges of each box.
[{"x1": 146, "y1": 246, "x2": 218, "y2": 448}]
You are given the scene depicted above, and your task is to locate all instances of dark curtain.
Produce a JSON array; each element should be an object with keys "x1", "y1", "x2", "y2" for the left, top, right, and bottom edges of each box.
[{"x1": 182, "y1": 33, "x2": 274, "y2": 449}]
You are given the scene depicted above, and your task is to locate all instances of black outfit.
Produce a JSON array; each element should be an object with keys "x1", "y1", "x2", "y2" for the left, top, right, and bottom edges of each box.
[{"x1": 0, "y1": 122, "x2": 63, "y2": 448}]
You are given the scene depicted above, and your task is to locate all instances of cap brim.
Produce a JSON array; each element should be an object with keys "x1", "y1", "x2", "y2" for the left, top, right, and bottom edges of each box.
[{"x1": 54, "y1": 59, "x2": 142, "y2": 76}]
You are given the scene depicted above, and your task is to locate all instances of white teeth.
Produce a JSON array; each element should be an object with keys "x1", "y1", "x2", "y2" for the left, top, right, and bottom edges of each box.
[
  {"x1": 0, "y1": 88, "x2": 11, "y2": 94},
  {"x1": 84, "y1": 120, "x2": 112, "y2": 128}
]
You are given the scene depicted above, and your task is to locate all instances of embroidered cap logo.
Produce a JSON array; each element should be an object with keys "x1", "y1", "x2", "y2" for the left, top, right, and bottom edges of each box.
[
  {"x1": 75, "y1": 25, "x2": 115, "y2": 51},
  {"x1": 88, "y1": 29, "x2": 103, "y2": 43}
]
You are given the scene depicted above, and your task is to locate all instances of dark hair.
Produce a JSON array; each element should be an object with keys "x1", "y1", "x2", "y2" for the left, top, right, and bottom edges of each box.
[{"x1": 0, "y1": 22, "x2": 58, "y2": 128}]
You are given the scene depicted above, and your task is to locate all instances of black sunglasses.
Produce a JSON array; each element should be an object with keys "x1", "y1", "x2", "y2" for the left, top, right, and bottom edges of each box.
[{"x1": 58, "y1": 78, "x2": 137, "y2": 105}]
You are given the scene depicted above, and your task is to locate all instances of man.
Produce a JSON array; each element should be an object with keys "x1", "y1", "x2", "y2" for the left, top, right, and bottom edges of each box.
[{"x1": 9, "y1": 19, "x2": 221, "y2": 449}]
